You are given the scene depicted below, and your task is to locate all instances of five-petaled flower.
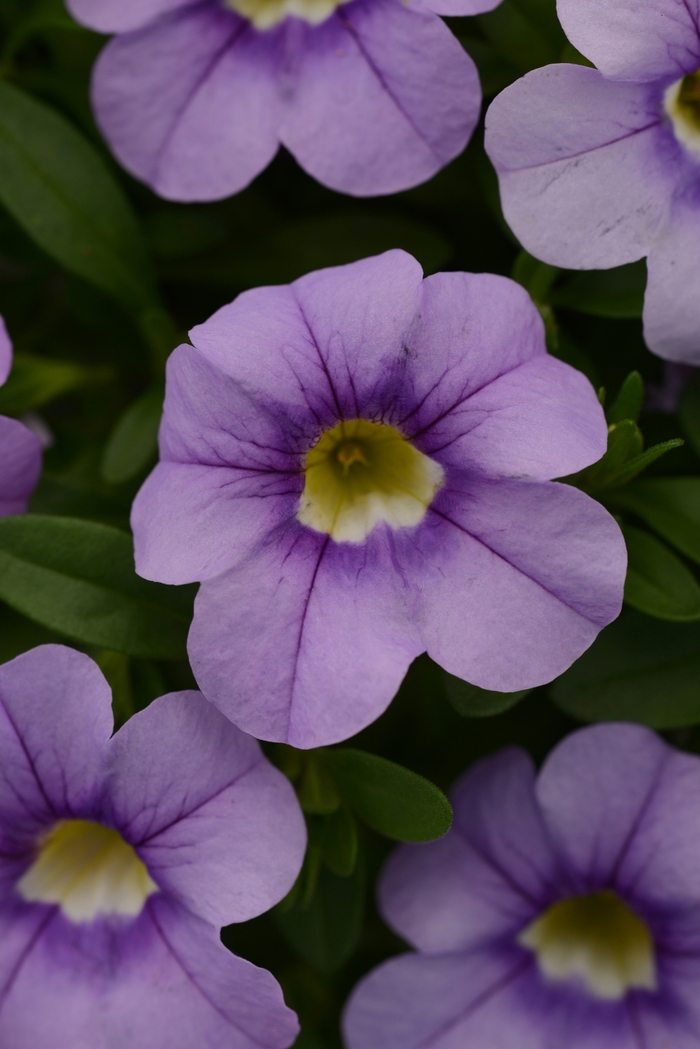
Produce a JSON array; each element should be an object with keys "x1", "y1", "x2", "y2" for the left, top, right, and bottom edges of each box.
[
  {"x1": 66, "y1": 0, "x2": 500, "y2": 201},
  {"x1": 344, "y1": 723, "x2": 700, "y2": 1049},
  {"x1": 0, "y1": 644, "x2": 305, "y2": 1049},
  {"x1": 0, "y1": 316, "x2": 42, "y2": 517},
  {"x1": 485, "y1": 0, "x2": 700, "y2": 364},
  {"x1": 132, "y1": 249, "x2": 626, "y2": 750}
]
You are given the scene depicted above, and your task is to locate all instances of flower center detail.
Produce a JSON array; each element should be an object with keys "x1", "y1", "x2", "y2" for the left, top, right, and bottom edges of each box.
[
  {"x1": 519, "y1": 890, "x2": 657, "y2": 1000},
  {"x1": 664, "y1": 69, "x2": 700, "y2": 156},
  {"x1": 223, "y1": 0, "x2": 342, "y2": 30},
  {"x1": 16, "y1": 819, "x2": 158, "y2": 923},
  {"x1": 298, "y1": 418, "x2": 444, "y2": 544}
]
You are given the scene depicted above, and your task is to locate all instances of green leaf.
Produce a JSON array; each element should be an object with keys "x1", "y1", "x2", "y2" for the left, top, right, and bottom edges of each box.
[
  {"x1": 101, "y1": 384, "x2": 163, "y2": 485},
  {"x1": 0, "y1": 81, "x2": 157, "y2": 316},
  {"x1": 550, "y1": 261, "x2": 646, "y2": 319},
  {"x1": 551, "y1": 610, "x2": 700, "y2": 728},
  {"x1": 444, "y1": 671, "x2": 532, "y2": 717},
  {"x1": 323, "y1": 748, "x2": 452, "y2": 842},
  {"x1": 679, "y1": 371, "x2": 700, "y2": 458},
  {"x1": 275, "y1": 855, "x2": 365, "y2": 972},
  {"x1": 510, "y1": 249, "x2": 559, "y2": 304},
  {"x1": 477, "y1": 0, "x2": 566, "y2": 71},
  {"x1": 0, "y1": 515, "x2": 194, "y2": 658},
  {"x1": 574, "y1": 421, "x2": 682, "y2": 492},
  {"x1": 622, "y1": 524, "x2": 700, "y2": 621},
  {"x1": 608, "y1": 479, "x2": 700, "y2": 565},
  {"x1": 607, "y1": 372, "x2": 644, "y2": 425},
  {"x1": 0, "y1": 352, "x2": 111, "y2": 416},
  {"x1": 307, "y1": 807, "x2": 358, "y2": 877}
]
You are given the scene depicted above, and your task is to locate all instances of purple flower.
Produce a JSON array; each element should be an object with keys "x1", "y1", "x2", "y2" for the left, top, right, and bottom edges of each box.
[
  {"x1": 67, "y1": 0, "x2": 499, "y2": 201},
  {"x1": 343, "y1": 723, "x2": 700, "y2": 1049},
  {"x1": 0, "y1": 643, "x2": 305, "y2": 1048},
  {"x1": 131, "y1": 250, "x2": 626, "y2": 749},
  {"x1": 484, "y1": 0, "x2": 700, "y2": 364},
  {"x1": 0, "y1": 317, "x2": 42, "y2": 517}
]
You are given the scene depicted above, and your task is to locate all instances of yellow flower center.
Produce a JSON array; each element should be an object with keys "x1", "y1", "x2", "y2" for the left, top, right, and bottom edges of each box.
[
  {"x1": 519, "y1": 890, "x2": 657, "y2": 1000},
  {"x1": 223, "y1": 0, "x2": 342, "y2": 30},
  {"x1": 664, "y1": 69, "x2": 700, "y2": 156},
  {"x1": 297, "y1": 418, "x2": 444, "y2": 544},
  {"x1": 16, "y1": 819, "x2": 158, "y2": 923}
]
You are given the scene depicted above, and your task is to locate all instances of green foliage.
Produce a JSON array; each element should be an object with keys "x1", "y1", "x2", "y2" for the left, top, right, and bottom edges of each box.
[
  {"x1": 621, "y1": 524, "x2": 700, "y2": 622},
  {"x1": 443, "y1": 671, "x2": 532, "y2": 717},
  {"x1": 608, "y1": 479, "x2": 700, "y2": 565},
  {"x1": 550, "y1": 261, "x2": 646, "y2": 319},
  {"x1": 101, "y1": 383, "x2": 164, "y2": 484},
  {"x1": 0, "y1": 352, "x2": 111, "y2": 416}
]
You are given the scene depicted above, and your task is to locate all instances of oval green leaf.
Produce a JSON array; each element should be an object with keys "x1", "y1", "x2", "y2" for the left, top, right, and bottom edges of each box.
[
  {"x1": 444, "y1": 671, "x2": 532, "y2": 717},
  {"x1": 101, "y1": 384, "x2": 163, "y2": 484},
  {"x1": 622, "y1": 524, "x2": 700, "y2": 621}
]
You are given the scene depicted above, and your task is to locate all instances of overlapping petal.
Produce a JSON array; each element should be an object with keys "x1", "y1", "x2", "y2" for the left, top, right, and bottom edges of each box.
[
  {"x1": 68, "y1": 0, "x2": 193, "y2": 34},
  {"x1": 0, "y1": 316, "x2": 11, "y2": 386},
  {"x1": 0, "y1": 417, "x2": 43, "y2": 518},
  {"x1": 644, "y1": 197, "x2": 700, "y2": 364}
]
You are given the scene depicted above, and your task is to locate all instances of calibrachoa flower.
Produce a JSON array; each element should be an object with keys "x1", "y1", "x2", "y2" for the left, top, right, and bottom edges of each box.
[
  {"x1": 485, "y1": 0, "x2": 700, "y2": 364},
  {"x1": 0, "y1": 317, "x2": 42, "y2": 516},
  {"x1": 131, "y1": 250, "x2": 626, "y2": 749},
  {"x1": 344, "y1": 723, "x2": 700, "y2": 1049},
  {"x1": 67, "y1": 0, "x2": 500, "y2": 201},
  {"x1": 0, "y1": 643, "x2": 305, "y2": 1048}
]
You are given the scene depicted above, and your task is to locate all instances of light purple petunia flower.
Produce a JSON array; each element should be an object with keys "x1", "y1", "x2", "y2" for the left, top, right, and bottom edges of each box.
[
  {"x1": 484, "y1": 0, "x2": 700, "y2": 364},
  {"x1": 131, "y1": 250, "x2": 626, "y2": 749},
  {"x1": 343, "y1": 723, "x2": 700, "y2": 1049},
  {"x1": 67, "y1": 0, "x2": 499, "y2": 201},
  {"x1": 0, "y1": 643, "x2": 305, "y2": 1049},
  {"x1": 0, "y1": 316, "x2": 42, "y2": 517}
]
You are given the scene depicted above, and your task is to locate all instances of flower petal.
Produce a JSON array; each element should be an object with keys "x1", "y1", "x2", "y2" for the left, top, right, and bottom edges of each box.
[
  {"x1": 0, "y1": 316, "x2": 11, "y2": 387},
  {"x1": 414, "y1": 479, "x2": 625, "y2": 691},
  {"x1": 644, "y1": 196, "x2": 700, "y2": 364},
  {"x1": 557, "y1": 0, "x2": 700, "y2": 81},
  {"x1": 417, "y1": 0, "x2": 502, "y2": 17},
  {"x1": 279, "y1": 0, "x2": 480, "y2": 196},
  {"x1": 0, "y1": 416, "x2": 42, "y2": 518},
  {"x1": 68, "y1": 0, "x2": 192, "y2": 33},
  {"x1": 0, "y1": 646, "x2": 112, "y2": 840},
  {"x1": 485, "y1": 65, "x2": 671, "y2": 268},
  {"x1": 379, "y1": 750, "x2": 557, "y2": 953},
  {"x1": 91, "y1": 5, "x2": 280, "y2": 201},
  {"x1": 188, "y1": 526, "x2": 422, "y2": 748},
  {"x1": 106, "y1": 691, "x2": 306, "y2": 926}
]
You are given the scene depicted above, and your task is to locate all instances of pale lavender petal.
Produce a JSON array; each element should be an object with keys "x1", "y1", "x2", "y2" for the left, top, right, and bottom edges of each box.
[
  {"x1": 400, "y1": 272, "x2": 606, "y2": 478},
  {"x1": 0, "y1": 316, "x2": 11, "y2": 386},
  {"x1": 379, "y1": 750, "x2": 557, "y2": 953},
  {"x1": 0, "y1": 898, "x2": 298, "y2": 1049},
  {"x1": 0, "y1": 646, "x2": 112, "y2": 838},
  {"x1": 0, "y1": 416, "x2": 42, "y2": 517},
  {"x1": 413, "y1": 479, "x2": 625, "y2": 690},
  {"x1": 68, "y1": 0, "x2": 192, "y2": 33},
  {"x1": 557, "y1": 0, "x2": 700, "y2": 81},
  {"x1": 485, "y1": 65, "x2": 671, "y2": 268},
  {"x1": 92, "y1": 5, "x2": 281, "y2": 201},
  {"x1": 417, "y1": 0, "x2": 502, "y2": 16},
  {"x1": 106, "y1": 691, "x2": 305, "y2": 926},
  {"x1": 644, "y1": 198, "x2": 700, "y2": 364},
  {"x1": 279, "y1": 0, "x2": 480, "y2": 196},
  {"x1": 188, "y1": 526, "x2": 422, "y2": 748}
]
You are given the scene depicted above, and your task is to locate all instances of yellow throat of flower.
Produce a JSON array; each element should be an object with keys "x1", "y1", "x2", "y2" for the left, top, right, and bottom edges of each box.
[
  {"x1": 519, "y1": 890, "x2": 657, "y2": 1000},
  {"x1": 223, "y1": 0, "x2": 342, "y2": 30},
  {"x1": 297, "y1": 418, "x2": 444, "y2": 544},
  {"x1": 664, "y1": 70, "x2": 700, "y2": 157},
  {"x1": 16, "y1": 819, "x2": 158, "y2": 923}
]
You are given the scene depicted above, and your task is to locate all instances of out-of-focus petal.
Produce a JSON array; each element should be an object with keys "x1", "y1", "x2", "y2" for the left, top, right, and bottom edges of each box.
[
  {"x1": 92, "y1": 5, "x2": 281, "y2": 201},
  {"x1": 106, "y1": 691, "x2": 305, "y2": 926},
  {"x1": 280, "y1": 0, "x2": 480, "y2": 196},
  {"x1": 557, "y1": 0, "x2": 700, "y2": 81},
  {"x1": 417, "y1": 0, "x2": 502, "y2": 16},
  {"x1": 644, "y1": 196, "x2": 700, "y2": 364},
  {"x1": 379, "y1": 750, "x2": 558, "y2": 953},
  {"x1": 68, "y1": 0, "x2": 193, "y2": 34},
  {"x1": 0, "y1": 316, "x2": 11, "y2": 386},
  {"x1": 0, "y1": 416, "x2": 42, "y2": 517},
  {"x1": 188, "y1": 526, "x2": 422, "y2": 748},
  {"x1": 485, "y1": 65, "x2": 671, "y2": 268}
]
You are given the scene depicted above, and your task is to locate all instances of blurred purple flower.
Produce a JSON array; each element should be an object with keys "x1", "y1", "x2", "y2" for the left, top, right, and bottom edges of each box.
[
  {"x1": 344, "y1": 723, "x2": 700, "y2": 1049},
  {"x1": 485, "y1": 0, "x2": 700, "y2": 364},
  {"x1": 131, "y1": 250, "x2": 625, "y2": 749},
  {"x1": 67, "y1": 0, "x2": 498, "y2": 200},
  {"x1": 0, "y1": 644, "x2": 305, "y2": 1049},
  {"x1": 0, "y1": 317, "x2": 42, "y2": 517}
]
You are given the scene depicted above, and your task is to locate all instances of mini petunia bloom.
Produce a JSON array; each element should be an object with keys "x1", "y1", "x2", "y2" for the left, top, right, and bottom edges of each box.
[
  {"x1": 485, "y1": 0, "x2": 700, "y2": 364},
  {"x1": 0, "y1": 643, "x2": 306, "y2": 1049},
  {"x1": 66, "y1": 0, "x2": 500, "y2": 201},
  {"x1": 0, "y1": 317, "x2": 42, "y2": 517},
  {"x1": 131, "y1": 250, "x2": 626, "y2": 750},
  {"x1": 343, "y1": 723, "x2": 700, "y2": 1049}
]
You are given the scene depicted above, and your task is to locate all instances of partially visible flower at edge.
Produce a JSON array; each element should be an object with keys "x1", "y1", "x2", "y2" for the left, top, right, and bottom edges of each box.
[
  {"x1": 0, "y1": 643, "x2": 306, "y2": 1049},
  {"x1": 0, "y1": 316, "x2": 42, "y2": 516},
  {"x1": 343, "y1": 723, "x2": 700, "y2": 1049},
  {"x1": 67, "y1": 0, "x2": 501, "y2": 201},
  {"x1": 131, "y1": 249, "x2": 627, "y2": 750},
  {"x1": 484, "y1": 0, "x2": 700, "y2": 364}
]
